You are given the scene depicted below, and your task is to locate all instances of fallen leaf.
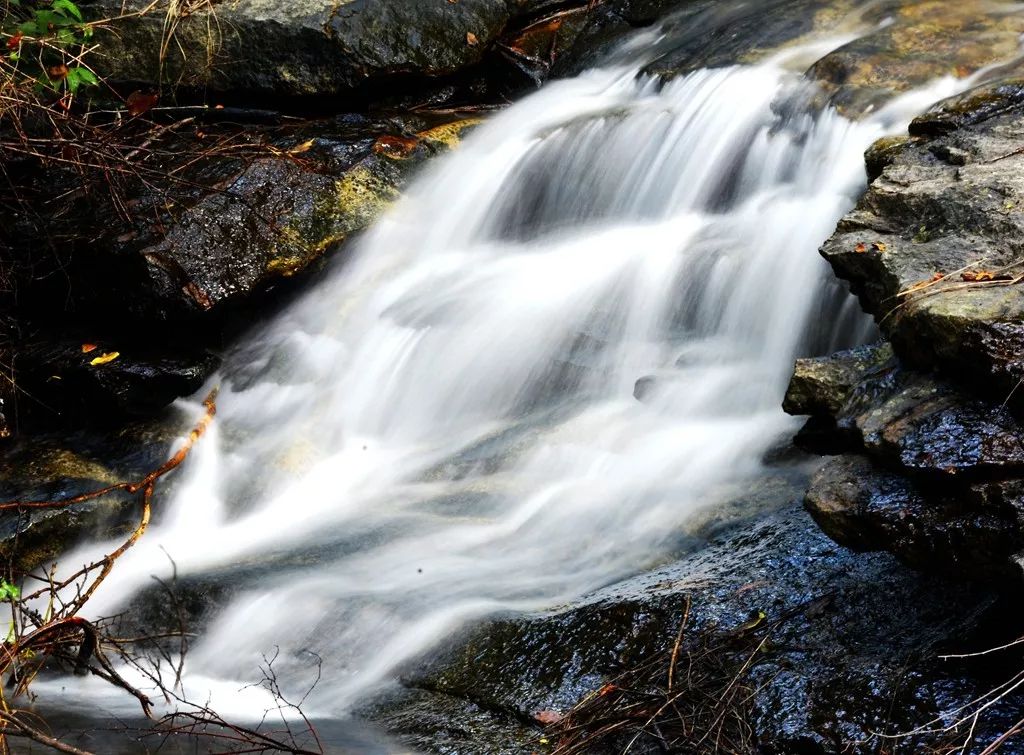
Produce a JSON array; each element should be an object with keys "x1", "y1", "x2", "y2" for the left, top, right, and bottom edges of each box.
[
  {"x1": 89, "y1": 351, "x2": 120, "y2": 366},
  {"x1": 533, "y1": 710, "x2": 563, "y2": 725},
  {"x1": 47, "y1": 64, "x2": 68, "y2": 81},
  {"x1": 126, "y1": 91, "x2": 158, "y2": 117},
  {"x1": 854, "y1": 242, "x2": 867, "y2": 253},
  {"x1": 962, "y1": 270, "x2": 995, "y2": 282},
  {"x1": 962, "y1": 270, "x2": 1014, "y2": 282},
  {"x1": 930, "y1": 272, "x2": 944, "y2": 282},
  {"x1": 288, "y1": 139, "x2": 316, "y2": 155},
  {"x1": 902, "y1": 279, "x2": 936, "y2": 295},
  {"x1": 737, "y1": 610, "x2": 767, "y2": 632},
  {"x1": 466, "y1": 31, "x2": 479, "y2": 46},
  {"x1": 872, "y1": 241, "x2": 888, "y2": 252},
  {"x1": 6, "y1": 32, "x2": 23, "y2": 51},
  {"x1": 81, "y1": 343, "x2": 98, "y2": 354},
  {"x1": 598, "y1": 683, "x2": 618, "y2": 697},
  {"x1": 372, "y1": 134, "x2": 419, "y2": 158}
]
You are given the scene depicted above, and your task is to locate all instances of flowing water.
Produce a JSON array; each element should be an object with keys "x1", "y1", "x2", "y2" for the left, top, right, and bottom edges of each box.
[{"x1": 35, "y1": 4, "x2": 994, "y2": 732}]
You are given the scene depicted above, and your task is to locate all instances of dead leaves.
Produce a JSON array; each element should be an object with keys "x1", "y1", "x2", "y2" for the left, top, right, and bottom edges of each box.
[
  {"x1": 372, "y1": 134, "x2": 419, "y2": 159},
  {"x1": 126, "y1": 91, "x2": 159, "y2": 117},
  {"x1": 961, "y1": 270, "x2": 1015, "y2": 282},
  {"x1": 82, "y1": 343, "x2": 119, "y2": 366},
  {"x1": 534, "y1": 710, "x2": 564, "y2": 725},
  {"x1": 854, "y1": 241, "x2": 887, "y2": 254},
  {"x1": 89, "y1": 351, "x2": 120, "y2": 367}
]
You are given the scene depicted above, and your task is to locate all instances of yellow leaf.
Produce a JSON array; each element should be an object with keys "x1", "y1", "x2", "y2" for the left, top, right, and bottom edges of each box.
[
  {"x1": 289, "y1": 139, "x2": 315, "y2": 155},
  {"x1": 466, "y1": 32, "x2": 479, "y2": 46},
  {"x1": 89, "y1": 351, "x2": 120, "y2": 366},
  {"x1": 872, "y1": 242, "x2": 888, "y2": 252}
]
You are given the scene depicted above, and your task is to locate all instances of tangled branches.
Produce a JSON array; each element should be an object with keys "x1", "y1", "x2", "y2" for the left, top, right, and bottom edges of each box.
[
  {"x1": 0, "y1": 389, "x2": 324, "y2": 754},
  {"x1": 546, "y1": 598, "x2": 770, "y2": 755}
]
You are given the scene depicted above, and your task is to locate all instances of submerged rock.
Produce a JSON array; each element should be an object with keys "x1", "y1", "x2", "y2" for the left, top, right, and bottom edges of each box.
[{"x1": 807, "y1": 2, "x2": 1024, "y2": 116}]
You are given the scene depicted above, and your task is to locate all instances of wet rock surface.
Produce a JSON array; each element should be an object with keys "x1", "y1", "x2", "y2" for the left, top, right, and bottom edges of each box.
[
  {"x1": 0, "y1": 411, "x2": 188, "y2": 574},
  {"x1": 821, "y1": 76, "x2": 1024, "y2": 399},
  {"x1": 807, "y1": 1, "x2": 1024, "y2": 116},
  {"x1": 0, "y1": 114, "x2": 478, "y2": 432},
  {"x1": 86, "y1": 0, "x2": 594, "y2": 101},
  {"x1": 369, "y1": 504, "x2": 1024, "y2": 754},
  {"x1": 793, "y1": 74, "x2": 1024, "y2": 578}
]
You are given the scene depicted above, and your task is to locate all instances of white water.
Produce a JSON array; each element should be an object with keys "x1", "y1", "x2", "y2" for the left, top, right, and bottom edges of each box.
[{"x1": 42, "y1": 30, "x2": 974, "y2": 721}]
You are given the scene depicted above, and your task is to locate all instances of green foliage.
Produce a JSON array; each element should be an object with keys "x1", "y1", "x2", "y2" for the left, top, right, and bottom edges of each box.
[
  {"x1": 2, "y1": 0, "x2": 97, "y2": 95},
  {"x1": 0, "y1": 579, "x2": 20, "y2": 602}
]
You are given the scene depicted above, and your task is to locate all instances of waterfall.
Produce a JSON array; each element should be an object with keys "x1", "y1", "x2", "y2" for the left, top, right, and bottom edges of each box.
[{"x1": 40, "y1": 33, "x2": 969, "y2": 720}]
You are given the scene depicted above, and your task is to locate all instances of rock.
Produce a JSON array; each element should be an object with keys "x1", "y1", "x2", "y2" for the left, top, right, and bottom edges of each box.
[
  {"x1": 0, "y1": 115, "x2": 479, "y2": 431},
  {"x1": 363, "y1": 688, "x2": 538, "y2": 755},
  {"x1": 806, "y1": 455, "x2": 1024, "y2": 577},
  {"x1": 86, "y1": 0, "x2": 587, "y2": 100},
  {"x1": 109, "y1": 116, "x2": 481, "y2": 324},
  {"x1": 8, "y1": 340, "x2": 218, "y2": 429},
  {"x1": 380, "y1": 505, "x2": 1024, "y2": 753},
  {"x1": 783, "y1": 342, "x2": 894, "y2": 417},
  {"x1": 821, "y1": 76, "x2": 1024, "y2": 402},
  {"x1": 0, "y1": 415, "x2": 185, "y2": 575},
  {"x1": 807, "y1": 3, "x2": 1024, "y2": 116},
  {"x1": 787, "y1": 355, "x2": 1024, "y2": 574}
]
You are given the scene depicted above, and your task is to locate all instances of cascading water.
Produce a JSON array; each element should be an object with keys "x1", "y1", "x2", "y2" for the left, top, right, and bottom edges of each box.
[{"x1": 39, "y1": 15, "x2": 979, "y2": 725}]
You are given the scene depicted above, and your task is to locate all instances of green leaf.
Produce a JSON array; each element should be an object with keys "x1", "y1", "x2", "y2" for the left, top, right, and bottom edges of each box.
[
  {"x1": 74, "y1": 66, "x2": 97, "y2": 86},
  {"x1": 65, "y1": 66, "x2": 81, "y2": 92},
  {"x1": 0, "y1": 580, "x2": 22, "y2": 601},
  {"x1": 51, "y1": 0, "x2": 83, "y2": 22}
]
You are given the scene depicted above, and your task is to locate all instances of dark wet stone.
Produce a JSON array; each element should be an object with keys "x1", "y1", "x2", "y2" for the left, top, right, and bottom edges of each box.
[
  {"x1": 0, "y1": 415, "x2": 186, "y2": 575},
  {"x1": 911, "y1": 79, "x2": 1024, "y2": 137},
  {"x1": 840, "y1": 373, "x2": 1024, "y2": 480},
  {"x1": 386, "y1": 505, "x2": 1024, "y2": 752},
  {"x1": 805, "y1": 455, "x2": 1024, "y2": 577},
  {"x1": 362, "y1": 688, "x2": 538, "y2": 755},
  {"x1": 10, "y1": 340, "x2": 218, "y2": 426},
  {"x1": 1, "y1": 116, "x2": 480, "y2": 431},
  {"x1": 86, "y1": 0, "x2": 590, "y2": 101},
  {"x1": 783, "y1": 342, "x2": 894, "y2": 417}
]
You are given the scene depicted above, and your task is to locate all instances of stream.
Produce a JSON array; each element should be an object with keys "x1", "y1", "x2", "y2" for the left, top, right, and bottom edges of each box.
[{"x1": 27, "y1": 2, "x2": 1012, "y2": 749}]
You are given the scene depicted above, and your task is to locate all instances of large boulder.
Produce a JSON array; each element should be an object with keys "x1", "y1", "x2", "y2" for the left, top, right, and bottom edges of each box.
[
  {"x1": 0, "y1": 114, "x2": 479, "y2": 430},
  {"x1": 785, "y1": 345, "x2": 1024, "y2": 576},
  {"x1": 821, "y1": 76, "x2": 1024, "y2": 401},
  {"x1": 370, "y1": 505, "x2": 1024, "y2": 753},
  {"x1": 86, "y1": 0, "x2": 588, "y2": 98}
]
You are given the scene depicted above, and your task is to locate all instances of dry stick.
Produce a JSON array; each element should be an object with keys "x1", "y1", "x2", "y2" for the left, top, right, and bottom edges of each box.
[
  {"x1": 979, "y1": 716, "x2": 1024, "y2": 755},
  {"x1": 940, "y1": 636, "x2": 1024, "y2": 661},
  {"x1": 0, "y1": 712, "x2": 94, "y2": 755},
  {"x1": 667, "y1": 596, "x2": 691, "y2": 693}
]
